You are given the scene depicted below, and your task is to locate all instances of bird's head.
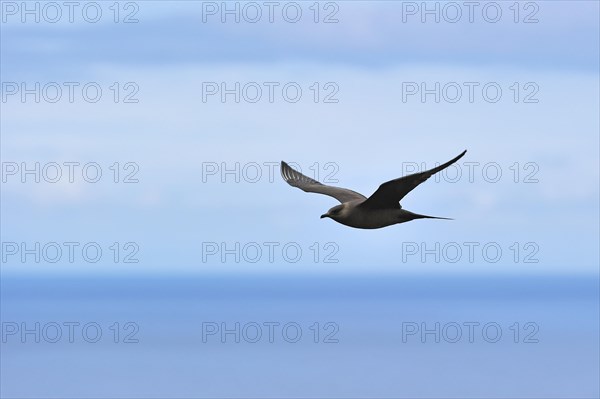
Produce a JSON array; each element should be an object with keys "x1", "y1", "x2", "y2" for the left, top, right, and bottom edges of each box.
[{"x1": 321, "y1": 204, "x2": 346, "y2": 221}]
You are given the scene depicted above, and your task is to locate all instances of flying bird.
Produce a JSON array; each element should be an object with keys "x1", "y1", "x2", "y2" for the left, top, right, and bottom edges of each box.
[{"x1": 281, "y1": 150, "x2": 467, "y2": 229}]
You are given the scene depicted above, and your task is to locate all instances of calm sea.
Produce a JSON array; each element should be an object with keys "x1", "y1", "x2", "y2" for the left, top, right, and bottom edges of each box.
[{"x1": 1, "y1": 274, "x2": 598, "y2": 398}]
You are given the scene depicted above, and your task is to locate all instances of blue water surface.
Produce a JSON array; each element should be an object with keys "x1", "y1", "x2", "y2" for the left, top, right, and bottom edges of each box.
[{"x1": 1, "y1": 273, "x2": 598, "y2": 398}]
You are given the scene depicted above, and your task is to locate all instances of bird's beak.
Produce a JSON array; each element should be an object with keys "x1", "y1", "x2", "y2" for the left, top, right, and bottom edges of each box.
[{"x1": 320, "y1": 214, "x2": 329, "y2": 219}]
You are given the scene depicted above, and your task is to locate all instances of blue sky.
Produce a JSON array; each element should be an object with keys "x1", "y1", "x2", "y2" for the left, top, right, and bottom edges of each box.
[{"x1": 1, "y1": 1, "x2": 599, "y2": 275}]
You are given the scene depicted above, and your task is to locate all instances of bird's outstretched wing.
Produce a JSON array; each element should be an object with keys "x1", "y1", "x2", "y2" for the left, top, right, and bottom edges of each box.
[
  {"x1": 360, "y1": 150, "x2": 467, "y2": 210},
  {"x1": 281, "y1": 161, "x2": 366, "y2": 204}
]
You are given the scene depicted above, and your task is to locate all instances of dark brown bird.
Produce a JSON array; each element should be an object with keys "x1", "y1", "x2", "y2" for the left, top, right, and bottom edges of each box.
[{"x1": 281, "y1": 150, "x2": 467, "y2": 229}]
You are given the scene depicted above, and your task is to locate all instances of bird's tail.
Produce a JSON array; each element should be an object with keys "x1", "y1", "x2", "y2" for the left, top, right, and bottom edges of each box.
[
  {"x1": 416, "y1": 214, "x2": 453, "y2": 220},
  {"x1": 407, "y1": 211, "x2": 453, "y2": 221}
]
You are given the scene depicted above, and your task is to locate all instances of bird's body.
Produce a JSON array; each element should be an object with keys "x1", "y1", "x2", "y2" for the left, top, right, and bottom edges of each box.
[
  {"x1": 321, "y1": 201, "x2": 440, "y2": 229},
  {"x1": 281, "y1": 150, "x2": 466, "y2": 230}
]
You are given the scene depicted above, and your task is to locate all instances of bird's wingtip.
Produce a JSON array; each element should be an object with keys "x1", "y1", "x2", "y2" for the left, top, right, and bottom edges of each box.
[{"x1": 453, "y1": 149, "x2": 467, "y2": 161}]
